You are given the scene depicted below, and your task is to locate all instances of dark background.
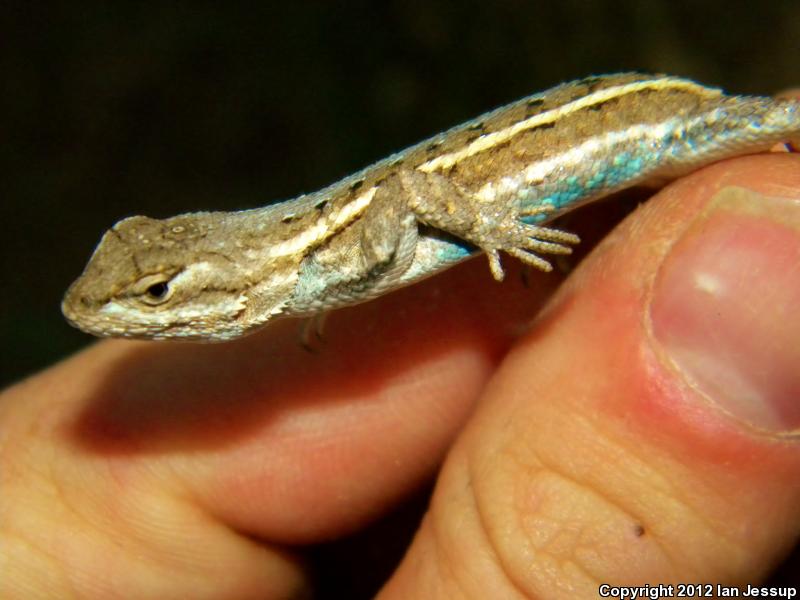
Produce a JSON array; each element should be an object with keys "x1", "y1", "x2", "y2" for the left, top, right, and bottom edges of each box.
[
  {"x1": 3, "y1": 1, "x2": 800, "y2": 594},
  {"x1": 4, "y1": 1, "x2": 800, "y2": 386}
]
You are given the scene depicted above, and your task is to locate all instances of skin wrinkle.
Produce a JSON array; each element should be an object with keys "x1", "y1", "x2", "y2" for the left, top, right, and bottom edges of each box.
[
  {"x1": 430, "y1": 469, "x2": 528, "y2": 600},
  {"x1": 527, "y1": 405, "x2": 750, "y2": 580},
  {"x1": 7, "y1": 456, "x2": 80, "y2": 597},
  {"x1": 500, "y1": 449, "x2": 603, "y2": 588},
  {"x1": 3, "y1": 530, "x2": 73, "y2": 598},
  {"x1": 50, "y1": 462, "x2": 239, "y2": 598},
  {"x1": 500, "y1": 409, "x2": 685, "y2": 583},
  {"x1": 431, "y1": 521, "x2": 482, "y2": 600},
  {"x1": 463, "y1": 446, "x2": 549, "y2": 599},
  {"x1": 518, "y1": 458, "x2": 664, "y2": 581}
]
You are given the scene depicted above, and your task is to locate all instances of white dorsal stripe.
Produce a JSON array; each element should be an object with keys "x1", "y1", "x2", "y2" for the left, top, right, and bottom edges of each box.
[
  {"x1": 474, "y1": 121, "x2": 676, "y2": 203},
  {"x1": 331, "y1": 185, "x2": 377, "y2": 229},
  {"x1": 265, "y1": 186, "x2": 377, "y2": 258},
  {"x1": 418, "y1": 77, "x2": 722, "y2": 173}
]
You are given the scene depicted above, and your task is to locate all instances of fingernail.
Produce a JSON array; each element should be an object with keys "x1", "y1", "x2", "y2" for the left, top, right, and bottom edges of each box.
[{"x1": 650, "y1": 187, "x2": 800, "y2": 433}]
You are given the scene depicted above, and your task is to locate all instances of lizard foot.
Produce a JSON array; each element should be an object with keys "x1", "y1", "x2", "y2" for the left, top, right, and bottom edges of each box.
[
  {"x1": 482, "y1": 220, "x2": 580, "y2": 281},
  {"x1": 474, "y1": 198, "x2": 580, "y2": 280}
]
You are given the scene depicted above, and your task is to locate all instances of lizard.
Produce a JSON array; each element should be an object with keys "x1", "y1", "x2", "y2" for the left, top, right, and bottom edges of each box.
[{"x1": 62, "y1": 73, "x2": 800, "y2": 341}]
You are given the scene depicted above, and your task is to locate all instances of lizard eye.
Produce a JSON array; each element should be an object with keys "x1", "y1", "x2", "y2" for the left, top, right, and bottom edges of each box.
[
  {"x1": 145, "y1": 282, "x2": 170, "y2": 301},
  {"x1": 132, "y1": 275, "x2": 175, "y2": 306}
]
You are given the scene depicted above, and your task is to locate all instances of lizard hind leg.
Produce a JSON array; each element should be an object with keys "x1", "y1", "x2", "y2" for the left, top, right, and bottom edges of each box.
[{"x1": 401, "y1": 169, "x2": 580, "y2": 281}]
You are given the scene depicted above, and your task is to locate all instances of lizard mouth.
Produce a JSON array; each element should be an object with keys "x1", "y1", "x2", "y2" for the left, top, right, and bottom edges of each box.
[
  {"x1": 61, "y1": 280, "x2": 93, "y2": 330},
  {"x1": 61, "y1": 295, "x2": 150, "y2": 338},
  {"x1": 61, "y1": 276, "x2": 134, "y2": 338},
  {"x1": 61, "y1": 285, "x2": 113, "y2": 337}
]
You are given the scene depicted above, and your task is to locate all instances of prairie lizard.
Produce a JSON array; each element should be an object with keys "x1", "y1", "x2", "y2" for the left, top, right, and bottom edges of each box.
[{"x1": 62, "y1": 73, "x2": 800, "y2": 341}]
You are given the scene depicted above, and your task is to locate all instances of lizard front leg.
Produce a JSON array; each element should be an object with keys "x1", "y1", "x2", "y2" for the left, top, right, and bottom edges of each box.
[
  {"x1": 399, "y1": 168, "x2": 579, "y2": 281},
  {"x1": 289, "y1": 176, "x2": 419, "y2": 314}
]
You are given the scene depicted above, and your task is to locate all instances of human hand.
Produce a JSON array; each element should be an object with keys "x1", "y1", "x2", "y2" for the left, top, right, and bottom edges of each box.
[{"x1": 2, "y1": 154, "x2": 799, "y2": 599}]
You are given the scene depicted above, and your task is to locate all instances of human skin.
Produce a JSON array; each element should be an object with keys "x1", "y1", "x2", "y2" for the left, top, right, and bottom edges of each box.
[{"x1": 1, "y1": 153, "x2": 800, "y2": 599}]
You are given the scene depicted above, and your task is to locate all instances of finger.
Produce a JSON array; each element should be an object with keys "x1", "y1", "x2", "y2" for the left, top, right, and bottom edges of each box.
[{"x1": 380, "y1": 154, "x2": 800, "y2": 598}]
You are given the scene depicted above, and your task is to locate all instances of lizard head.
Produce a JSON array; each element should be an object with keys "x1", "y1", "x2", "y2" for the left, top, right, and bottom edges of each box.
[{"x1": 62, "y1": 213, "x2": 298, "y2": 340}]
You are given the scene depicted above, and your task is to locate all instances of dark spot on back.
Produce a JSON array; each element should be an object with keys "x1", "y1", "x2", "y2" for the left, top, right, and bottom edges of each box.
[
  {"x1": 580, "y1": 76, "x2": 605, "y2": 93},
  {"x1": 579, "y1": 75, "x2": 603, "y2": 87},
  {"x1": 464, "y1": 132, "x2": 481, "y2": 144},
  {"x1": 349, "y1": 179, "x2": 364, "y2": 192},
  {"x1": 525, "y1": 98, "x2": 548, "y2": 118},
  {"x1": 529, "y1": 122, "x2": 556, "y2": 132},
  {"x1": 634, "y1": 524, "x2": 645, "y2": 537},
  {"x1": 585, "y1": 96, "x2": 621, "y2": 113},
  {"x1": 634, "y1": 88, "x2": 657, "y2": 99},
  {"x1": 426, "y1": 140, "x2": 443, "y2": 153}
]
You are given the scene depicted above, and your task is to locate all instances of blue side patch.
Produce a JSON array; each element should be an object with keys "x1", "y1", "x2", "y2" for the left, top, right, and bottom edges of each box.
[
  {"x1": 527, "y1": 149, "x2": 653, "y2": 216},
  {"x1": 437, "y1": 239, "x2": 473, "y2": 263}
]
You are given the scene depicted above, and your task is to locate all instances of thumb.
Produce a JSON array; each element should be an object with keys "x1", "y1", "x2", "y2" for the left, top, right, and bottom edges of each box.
[{"x1": 380, "y1": 154, "x2": 800, "y2": 598}]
